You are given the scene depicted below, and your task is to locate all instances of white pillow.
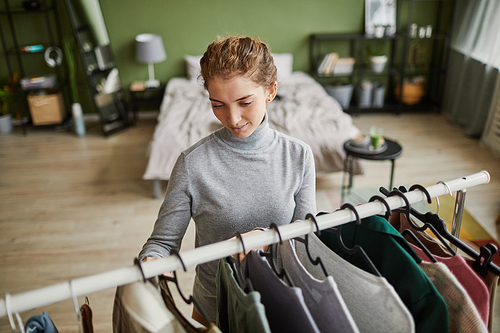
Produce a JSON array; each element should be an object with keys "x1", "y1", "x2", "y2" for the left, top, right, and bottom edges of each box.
[
  {"x1": 272, "y1": 53, "x2": 293, "y2": 80},
  {"x1": 185, "y1": 55, "x2": 202, "y2": 82}
]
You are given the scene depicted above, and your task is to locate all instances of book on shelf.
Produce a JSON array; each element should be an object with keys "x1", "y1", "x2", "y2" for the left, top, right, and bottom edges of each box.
[
  {"x1": 332, "y1": 57, "x2": 355, "y2": 75},
  {"x1": 317, "y1": 52, "x2": 338, "y2": 76}
]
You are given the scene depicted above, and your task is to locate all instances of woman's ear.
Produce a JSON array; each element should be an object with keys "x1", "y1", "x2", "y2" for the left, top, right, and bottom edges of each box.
[{"x1": 266, "y1": 81, "x2": 278, "y2": 103}]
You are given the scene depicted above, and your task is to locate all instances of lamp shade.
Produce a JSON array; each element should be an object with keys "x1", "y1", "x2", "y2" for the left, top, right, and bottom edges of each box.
[{"x1": 135, "y1": 34, "x2": 166, "y2": 63}]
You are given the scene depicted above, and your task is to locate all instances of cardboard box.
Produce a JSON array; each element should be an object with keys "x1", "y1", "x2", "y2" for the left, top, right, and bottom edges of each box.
[{"x1": 28, "y1": 90, "x2": 66, "y2": 125}]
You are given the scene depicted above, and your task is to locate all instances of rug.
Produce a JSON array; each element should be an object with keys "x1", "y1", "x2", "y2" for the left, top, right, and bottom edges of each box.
[{"x1": 316, "y1": 187, "x2": 500, "y2": 266}]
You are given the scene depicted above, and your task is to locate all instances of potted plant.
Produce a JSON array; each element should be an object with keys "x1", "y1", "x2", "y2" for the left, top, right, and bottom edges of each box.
[
  {"x1": 0, "y1": 77, "x2": 15, "y2": 134},
  {"x1": 366, "y1": 43, "x2": 388, "y2": 73}
]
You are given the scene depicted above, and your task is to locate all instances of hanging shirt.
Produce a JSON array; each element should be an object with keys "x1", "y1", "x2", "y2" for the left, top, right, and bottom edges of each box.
[
  {"x1": 274, "y1": 240, "x2": 360, "y2": 332},
  {"x1": 112, "y1": 281, "x2": 187, "y2": 333},
  {"x1": 295, "y1": 232, "x2": 415, "y2": 333},
  {"x1": 245, "y1": 250, "x2": 320, "y2": 333},
  {"x1": 158, "y1": 278, "x2": 222, "y2": 333},
  {"x1": 216, "y1": 257, "x2": 271, "y2": 333},
  {"x1": 80, "y1": 303, "x2": 94, "y2": 333},
  {"x1": 319, "y1": 215, "x2": 449, "y2": 333},
  {"x1": 419, "y1": 261, "x2": 487, "y2": 332},
  {"x1": 24, "y1": 311, "x2": 59, "y2": 333},
  {"x1": 391, "y1": 213, "x2": 492, "y2": 327}
]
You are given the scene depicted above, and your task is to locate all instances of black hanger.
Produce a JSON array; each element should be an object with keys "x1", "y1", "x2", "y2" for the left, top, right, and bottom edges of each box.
[
  {"x1": 134, "y1": 257, "x2": 147, "y2": 283},
  {"x1": 232, "y1": 232, "x2": 254, "y2": 293},
  {"x1": 160, "y1": 250, "x2": 212, "y2": 324},
  {"x1": 294, "y1": 213, "x2": 329, "y2": 277},
  {"x1": 382, "y1": 185, "x2": 500, "y2": 276},
  {"x1": 381, "y1": 186, "x2": 457, "y2": 256},
  {"x1": 324, "y1": 203, "x2": 382, "y2": 277},
  {"x1": 401, "y1": 229, "x2": 438, "y2": 263},
  {"x1": 368, "y1": 195, "x2": 392, "y2": 221},
  {"x1": 259, "y1": 223, "x2": 295, "y2": 287},
  {"x1": 473, "y1": 244, "x2": 498, "y2": 276}
]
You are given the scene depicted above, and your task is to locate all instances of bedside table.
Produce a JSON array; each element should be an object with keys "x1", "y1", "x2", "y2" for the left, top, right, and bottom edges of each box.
[{"x1": 129, "y1": 83, "x2": 166, "y2": 121}]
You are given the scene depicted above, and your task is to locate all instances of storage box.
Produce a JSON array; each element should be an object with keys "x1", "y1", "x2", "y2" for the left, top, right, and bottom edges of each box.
[{"x1": 28, "y1": 90, "x2": 66, "y2": 125}]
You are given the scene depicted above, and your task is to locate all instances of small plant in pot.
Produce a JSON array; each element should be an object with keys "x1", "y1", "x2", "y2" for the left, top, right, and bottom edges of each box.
[{"x1": 366, "y1": 43, "x2": 388, "y2": 73}]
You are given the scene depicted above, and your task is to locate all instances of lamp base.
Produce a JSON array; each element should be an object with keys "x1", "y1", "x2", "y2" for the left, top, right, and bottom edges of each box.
[{"x1": 145, "y1": 79, "x2": 160, "y2": 89}]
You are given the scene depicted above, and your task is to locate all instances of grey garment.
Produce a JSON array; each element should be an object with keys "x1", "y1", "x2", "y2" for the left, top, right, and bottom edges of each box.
[
  {"x1": 216, "y1": 257, "x2": 271, "y2": 333},
  {"x1": 275, "y1": 240, "x2": 360, "y2": 333},
  {"x1": 295, "y1": 233, "x2": 415, "y2": 333},
  {"x1": 112, "y1": 280, "x2": 187, "y2": 333},
  {"x1": 25, "y1": 311, "x2": 59, "y2": 333},
  {"x1": 139, "y1": 114, "x2": 317, "y2": 321},
  {"x1": 246, "y1": 250, "x2": 321, "y2": 333}
]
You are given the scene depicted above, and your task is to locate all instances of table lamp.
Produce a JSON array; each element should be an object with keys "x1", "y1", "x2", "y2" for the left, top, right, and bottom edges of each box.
[{"x1": 135, "y1": 33, "x2": 166, "y2": 88}]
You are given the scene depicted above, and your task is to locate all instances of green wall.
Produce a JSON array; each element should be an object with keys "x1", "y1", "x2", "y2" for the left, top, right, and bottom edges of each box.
[
  {"x1": 0, "y1": 0, "x2": 452, "y2": 114},
  {"x1": 99, "y1": 0, "x2": 365, "y2": 86}
]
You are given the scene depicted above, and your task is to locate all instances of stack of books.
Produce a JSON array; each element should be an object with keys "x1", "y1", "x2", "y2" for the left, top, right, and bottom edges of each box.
[{"x1": 317, "y1": 52, "x2": 355, "y2": 76}]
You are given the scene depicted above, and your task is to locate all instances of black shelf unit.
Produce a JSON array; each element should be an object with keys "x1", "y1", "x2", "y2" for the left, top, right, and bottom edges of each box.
[
  {"x1": 309, "y1": 0, "x2": 454, "y2": 114},
  {"x1": 63, "y1": 0, "x2": 132, "y2": 136},
  {"x1": 0, "y1": 0, "x2": 69, "y2": 132}
]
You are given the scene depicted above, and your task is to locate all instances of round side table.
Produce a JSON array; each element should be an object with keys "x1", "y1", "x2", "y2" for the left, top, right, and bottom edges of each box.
[{"x1": 342, "y1": 138, "x2": 403, "y2": 202}]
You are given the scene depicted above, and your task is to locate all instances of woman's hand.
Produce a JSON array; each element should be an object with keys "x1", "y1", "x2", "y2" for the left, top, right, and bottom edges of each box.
[
  {"x1": 229, "y1": 229, "x2": 268, "y2": 262},
  {"x1": 142, "y1": 256, "x2": 173, "y2": 277}
]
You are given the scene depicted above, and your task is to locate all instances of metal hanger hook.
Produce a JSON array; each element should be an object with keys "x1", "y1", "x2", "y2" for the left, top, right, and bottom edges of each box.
[
  {"x1": 5, "y1": 293, "x2": 16, "y2": 330},
  {"x1": 69, "y1": 280, "x2": 83, "y2": 333},
  {"x1": 5, "y1": 293, "x2": 24, "y2": 333},
  {"x1": 437, "y1": 181, "x2": 453, "y2": 196}
]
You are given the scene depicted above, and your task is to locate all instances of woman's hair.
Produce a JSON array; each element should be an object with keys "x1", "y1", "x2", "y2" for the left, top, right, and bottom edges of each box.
[{"x1": 200, "y1": 36, "x2": 277, "y2": 90}]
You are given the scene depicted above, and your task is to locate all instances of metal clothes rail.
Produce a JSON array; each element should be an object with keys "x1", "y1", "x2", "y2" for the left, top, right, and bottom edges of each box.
[{"x1": 0, "y1": 171, "x2": 492, "y2": 318}]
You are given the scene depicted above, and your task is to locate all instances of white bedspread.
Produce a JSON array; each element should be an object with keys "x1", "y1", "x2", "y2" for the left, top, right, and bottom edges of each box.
[{"x1": 143, "y1": 72, "x2": 362, "y2": 180}]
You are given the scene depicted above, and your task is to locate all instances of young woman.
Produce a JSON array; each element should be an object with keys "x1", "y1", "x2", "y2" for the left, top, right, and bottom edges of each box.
[{"x1": 139, "y1": 36, "x2": 317, "y2": 324}]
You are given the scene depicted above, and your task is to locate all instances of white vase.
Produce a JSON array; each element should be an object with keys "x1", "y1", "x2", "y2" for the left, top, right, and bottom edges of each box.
[
  {"x1": 370, "y1": 55, "x2": 388, "y2": 73},
  {"x1": 374, "y1": 26, "x2": 385, "y2": 38},
  {"x1": 0, "y1": 114, "x2": 12, "y2": 134}
]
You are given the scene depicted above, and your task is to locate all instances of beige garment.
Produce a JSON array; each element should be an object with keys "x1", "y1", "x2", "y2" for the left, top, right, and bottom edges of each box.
[
  {"x1": 113, "y1": 280, "x2": 187, "y2": 333},
  {"x1": 420, "y1": 262, "x2": 487, "y2": 333}
]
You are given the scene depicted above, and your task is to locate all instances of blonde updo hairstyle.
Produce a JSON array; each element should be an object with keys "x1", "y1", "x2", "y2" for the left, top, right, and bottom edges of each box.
[{"x1": 200, "y1": 36, "x2": 277, "y2": 90}]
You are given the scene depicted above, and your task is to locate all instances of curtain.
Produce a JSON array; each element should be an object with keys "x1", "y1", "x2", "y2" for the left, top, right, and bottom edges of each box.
[{"x1": 442, "y1": 0, "x2": 500, "y2": 137}]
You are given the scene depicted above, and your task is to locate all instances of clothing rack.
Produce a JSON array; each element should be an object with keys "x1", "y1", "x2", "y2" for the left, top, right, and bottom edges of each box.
[{"x1": 0, "y1": 171, "x2": 492, "y2": 318}]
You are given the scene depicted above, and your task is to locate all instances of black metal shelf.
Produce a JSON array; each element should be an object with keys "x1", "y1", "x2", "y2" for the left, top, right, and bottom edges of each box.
[
  {"x1": 0, "y1": 0, "x2": 69, "y2": 134},
  {"x1": 309, "y1": 0, "x2": 454, "y2": 115}
]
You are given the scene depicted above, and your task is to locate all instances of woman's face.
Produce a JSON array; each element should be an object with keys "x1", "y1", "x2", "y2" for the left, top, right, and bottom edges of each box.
[{"x1": 207, "y1": 75, "x2": 277, "y2": 139}]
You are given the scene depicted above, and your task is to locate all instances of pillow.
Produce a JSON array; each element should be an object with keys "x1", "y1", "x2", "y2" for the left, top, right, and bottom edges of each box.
[
  {"x1": 272, "y1": 53, "x2": 293, "y2": 80},
  {"x1": 185, "y1": 55, "x2": 202, "y2": 82}
]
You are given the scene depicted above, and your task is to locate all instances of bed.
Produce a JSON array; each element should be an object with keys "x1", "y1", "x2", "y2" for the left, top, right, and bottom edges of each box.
[{"x1": 143, "y1": 54, "x2": 363, "y2": 199}]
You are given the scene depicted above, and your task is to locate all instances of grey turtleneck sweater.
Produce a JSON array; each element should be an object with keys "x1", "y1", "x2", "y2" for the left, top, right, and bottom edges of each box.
[{"x1": 139, "y1": 114, "x2": 316, "y2": 320}]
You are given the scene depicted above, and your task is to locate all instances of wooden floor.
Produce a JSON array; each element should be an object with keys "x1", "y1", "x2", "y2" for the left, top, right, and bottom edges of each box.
[{"x1": 0, "y1": 112, "x2": 499, "y2": 332}]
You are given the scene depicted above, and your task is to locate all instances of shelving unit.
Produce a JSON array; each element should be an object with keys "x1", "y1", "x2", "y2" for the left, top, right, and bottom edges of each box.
[
  {"x1": 0, "y1": 0, "x2": 69, "y2": 132},
  {"x1": 63, "y1": 0, "x2": 132, "y2": 136},
  {"x1": 309, "y1": 0, "x2": 454, "y2": 114}
]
